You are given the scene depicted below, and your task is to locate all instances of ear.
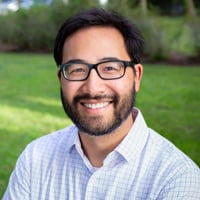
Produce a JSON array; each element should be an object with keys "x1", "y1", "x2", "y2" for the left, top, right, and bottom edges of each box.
[{"x1": 134, "y1": 64, "x2": 143, "y2": 92}]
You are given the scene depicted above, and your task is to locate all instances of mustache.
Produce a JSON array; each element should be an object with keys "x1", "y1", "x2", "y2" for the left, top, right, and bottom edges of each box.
[{"x1": 74, "y1": 93, "x2": 118, "y2": 104}]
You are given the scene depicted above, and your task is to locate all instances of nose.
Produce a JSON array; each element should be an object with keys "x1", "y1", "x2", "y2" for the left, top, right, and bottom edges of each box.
[{"x1": 82, "y1": 69, "x2": 105, "y2": 95}]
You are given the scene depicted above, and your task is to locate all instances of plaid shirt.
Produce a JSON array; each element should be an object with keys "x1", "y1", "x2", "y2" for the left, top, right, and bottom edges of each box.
[{"x1": 3, "y1": 109, "x2": 200, "y2": 200}]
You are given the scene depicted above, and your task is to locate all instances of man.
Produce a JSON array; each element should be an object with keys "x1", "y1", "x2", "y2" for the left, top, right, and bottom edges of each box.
[{"x1": 3, "y1": 8, "x2": 200, "y2": 200}]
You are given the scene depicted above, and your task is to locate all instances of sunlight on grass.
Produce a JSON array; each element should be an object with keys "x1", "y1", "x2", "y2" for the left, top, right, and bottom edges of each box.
[
  {"x1": 23, "y1": 96, "x2": 62, "y2": 107},
  {"x1": 0, "y1": 104, "x2": 70, "y2": 135}
]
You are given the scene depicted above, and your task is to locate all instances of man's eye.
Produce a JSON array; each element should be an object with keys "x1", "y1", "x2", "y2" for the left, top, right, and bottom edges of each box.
[
  {"x1": 69, "y1": 67, "x2": 85, "y2": 74},
  {"x1": 73, "y1": 68, "x2": 85, "y2": 73},
  {"x1": 105, "y1": 66, "x2": 116, "y2": 70},
  {"x1": 103, "y1": 66, "x2": 119, "y2": 72}
]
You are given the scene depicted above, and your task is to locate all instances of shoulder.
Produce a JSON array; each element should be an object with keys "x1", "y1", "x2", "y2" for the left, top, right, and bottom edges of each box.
[
  {"x1": 143, "y1": 128, "x2": 200, "y2": 198},
  {"x1": 147, "y1": 128, "x2": 199, "y2": 169},
  {"x1": 29, "y1": 125, "x2": 75, "y2": 143},
  {"x1": 2, "y1": 125, "x2": 79, "y2": 199},
  {"x1": 29, "y1": 125, "x2": 76, "y2": 147},
  {"x1": 146, "y1": 128, "x2": 200, "y2": 180},
  {"x1": 19, "y1": 125, "x2": 78, "y2": 163},
  {"x1": 132, "y1": 109, "x2": 199, "y2": 174}
]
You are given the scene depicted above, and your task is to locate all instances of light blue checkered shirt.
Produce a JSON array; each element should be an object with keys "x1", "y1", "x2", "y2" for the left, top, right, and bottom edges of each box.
[{"x1": 3, "y1": 109, "x2": 200, "y2": 199}]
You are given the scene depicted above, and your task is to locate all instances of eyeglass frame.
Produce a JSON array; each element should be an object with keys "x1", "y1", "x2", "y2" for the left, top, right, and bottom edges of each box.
[{"x1": 59, "y1": 59, "x2": 136, "y2": 81}]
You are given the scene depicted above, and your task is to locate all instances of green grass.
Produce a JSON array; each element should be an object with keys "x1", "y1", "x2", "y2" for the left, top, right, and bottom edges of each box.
[
  {"x1": 137, "y1": 64, "x2": 200, "y2": 168},
  {"x1": 0, "y1": 53, "x2": 200, "y2": 197}
]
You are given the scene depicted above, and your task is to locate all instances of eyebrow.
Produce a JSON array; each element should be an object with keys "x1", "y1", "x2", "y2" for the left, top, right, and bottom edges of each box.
[
  {"x1": 64, "y1": 57, "x2": 121, "y2": 65},
  {"x1": 63, "y1": 59, "x2": 86, "y2": 64},
  {"x1": 99, "y1": 57, "x2": 121, "y2": 62}
]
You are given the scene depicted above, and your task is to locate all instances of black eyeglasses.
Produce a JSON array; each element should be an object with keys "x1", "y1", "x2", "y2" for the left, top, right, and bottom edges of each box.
[{"x1": 59, "y1": 59, "x2": 136, "y2": 81}]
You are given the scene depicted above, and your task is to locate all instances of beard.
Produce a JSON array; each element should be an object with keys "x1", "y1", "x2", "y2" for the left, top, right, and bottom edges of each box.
[{"x1": 60, "y1": 87, "x2": 136, "y2": 136}]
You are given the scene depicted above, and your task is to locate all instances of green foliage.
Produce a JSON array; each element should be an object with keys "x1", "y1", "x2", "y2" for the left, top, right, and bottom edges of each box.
[
  {"x1": 15, "y1": 6, "x2": 55, "y2": 50},
  {"x1": 134, "y1": 18, "x2": 166, "y2": 61},
  {"x1": 0, "y1": 0, "x2": 100, "y2": 52},
  {"x1": 0, "y1": 6, "x2": 55, "y2": 51},
  {"x1": 134, "y1": 16, "x2": 200, "y2": 62},
  {"x1": 157, "y1": 17, "x2": 199, "y2": 58},
  {"x1": 0, "y1": 4, "x2": 200, "y2": 62},
  {"x1": 188, "y1": 17, "x2": 200, "y2": 54}
]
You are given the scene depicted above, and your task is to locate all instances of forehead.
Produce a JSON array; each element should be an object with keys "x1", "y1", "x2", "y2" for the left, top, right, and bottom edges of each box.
[
  {"x1": 65, "y1": 25, "x2": 124, "y2": 43},
  {"x1": 62, "y1": 26, "x2": 130, "y2": 63}
]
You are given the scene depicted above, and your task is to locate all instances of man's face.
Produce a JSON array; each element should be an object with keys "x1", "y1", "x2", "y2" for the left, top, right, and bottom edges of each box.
[{"x1": 59, "y1": 26, "x2": 142, "y2": 136}]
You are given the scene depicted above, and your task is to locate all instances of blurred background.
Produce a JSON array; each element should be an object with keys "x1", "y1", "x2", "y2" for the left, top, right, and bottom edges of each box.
[
  {"x1": 0, "y1": 0, "x2": 200, "y2": 63},
  {"x1": 0, "y1": 0, "x2": 200, "y2": 198}
]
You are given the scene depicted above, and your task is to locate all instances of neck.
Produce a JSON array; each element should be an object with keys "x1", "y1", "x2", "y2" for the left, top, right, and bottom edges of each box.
[{"x1": 79, "y1": 113, "x2": 134, "y2": 167}]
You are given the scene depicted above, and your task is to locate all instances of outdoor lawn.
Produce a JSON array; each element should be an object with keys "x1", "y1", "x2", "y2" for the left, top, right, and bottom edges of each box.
[{"x1": 0, "y1": 53, "x2": 200, "y2": 197}]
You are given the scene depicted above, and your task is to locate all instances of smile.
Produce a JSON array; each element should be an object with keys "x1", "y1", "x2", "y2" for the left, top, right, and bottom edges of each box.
[{"x1": 83, "y1": 102, "x2": 110, "y2": 109}]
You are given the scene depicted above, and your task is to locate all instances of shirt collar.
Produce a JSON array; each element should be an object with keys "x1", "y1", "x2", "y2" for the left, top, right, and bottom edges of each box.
[
  {"x1": 67, "y1": 108, "x2": 149, "y2": 165},
  {"x1": 63, "y1": 125, "x2": 78, "y2": 153},
  {"x1": 115, "y1": 108, "x2": 149, "y2": 163},
  {"x1": 68, "y1": 127, "x2": 99, "y2": 172}
]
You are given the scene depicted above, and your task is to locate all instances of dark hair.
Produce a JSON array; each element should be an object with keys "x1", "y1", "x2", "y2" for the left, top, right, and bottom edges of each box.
[{"x1": 54, "y1": 8, "x2": 144, "y2": 66}]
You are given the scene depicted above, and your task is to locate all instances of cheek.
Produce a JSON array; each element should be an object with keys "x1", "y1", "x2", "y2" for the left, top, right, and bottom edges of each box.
[
  {"x1": 60, "y1": 80, "x2": 79, "y2": 103},
  {"x1": 118, "y1": 70, "x2": 135, "y2": 92},
  {"x1": 109, "y1": 79, "x2": 134, "y2": 98}
]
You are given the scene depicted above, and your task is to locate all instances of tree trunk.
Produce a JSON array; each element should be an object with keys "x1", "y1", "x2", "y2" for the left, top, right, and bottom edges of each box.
[
  {"x1": 140, "y1": 0, "x2": 147, "y2": 15},
  {"x1": 17, "y1": 0, "x2": 20, "y2": 7},
  {"x1": 185, "y1": 0, "x2": 196, "y2": 16}
]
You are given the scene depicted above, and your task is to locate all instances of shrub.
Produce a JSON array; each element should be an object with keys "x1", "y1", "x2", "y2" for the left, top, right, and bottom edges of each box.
[
  {"x1": 0, "y1": 1, "x2": 100, "y2": 52},
  {"x1": 187, "y1": 18, "x2": 200, "y2": 56},
  {"x1": 0, "y1": 6, "x2": 55, "y2": 51},
  {"x1": 135, "y1": 18, "x2": 166, "y2": 61},
  {"x1": 135, "y1": 16, "x2": 200, "y2": 62},
  {"x1": 161, "y1": 20, "x2": 196, "y2": 59},
  {"x1": 0, "y1": 13, "x2": 17, "y2": 44},
  {"x1": 0, "y1": 6, "x2": 200, "y2": 62}
]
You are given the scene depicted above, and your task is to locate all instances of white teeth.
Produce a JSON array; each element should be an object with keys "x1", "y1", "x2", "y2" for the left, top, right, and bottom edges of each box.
[{"x1": 84, "y1": 102, "x2": 109, "y2": 109}]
